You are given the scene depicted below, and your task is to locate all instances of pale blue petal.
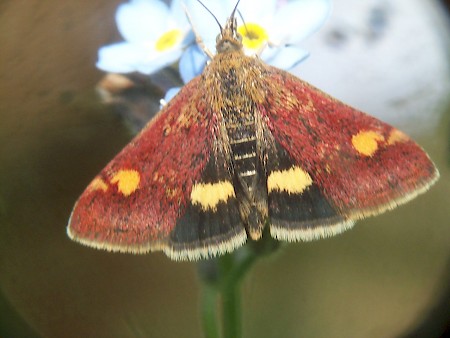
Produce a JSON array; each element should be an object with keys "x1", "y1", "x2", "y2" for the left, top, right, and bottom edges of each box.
[
  {"x1": 135, "y1": 49, "x2": 183, "y2": 74},
  {"x1": 179, "y1": 45, "x2": 207, "y2": 83},
  {"x1": 97, "y1": 42, "x2": 182, "y2": 74},
  {"x1": 188, "y1": 0, "x2": 232, "y2": 23},
  {"x1": 116, "y1": 0, "x2": 170, "y2": 43},
  {"x1": 180, "y1": 30, "x2": 196, "y2": 48},
  {"x1": 184, "y1": 0, "x2": 230, "y2": 49},
  {"x1": 258, "y1": 45, "x2": 278, "y2": 61},
  {"x1": 263, "y1": 46, "x2": 309, "y2": 70},
  {"x1": 170, "y1": 0, "x2": 190, "y2": 28},
  {"x1": 272, "y1": 0, "x2": 331, "y2": 43},
  {"x1": 164, "y1": 87, "x2": 181, "y2": 103},
  {"x1": 97, "y1": 42, "x2": 153, "y2": 73},
  {"x1": 237, "y1": 0, "x2": 276, "y2": 23}
]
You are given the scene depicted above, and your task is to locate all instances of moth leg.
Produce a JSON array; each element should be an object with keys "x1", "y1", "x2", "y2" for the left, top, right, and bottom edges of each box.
[{"x1": 182, "y1": 3, "x2": 214, "y2": 59}]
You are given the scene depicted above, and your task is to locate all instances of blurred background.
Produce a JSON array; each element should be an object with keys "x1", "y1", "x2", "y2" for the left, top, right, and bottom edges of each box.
[{"x1": 1, "y1": 0, "x2": 449, "y2": 337}]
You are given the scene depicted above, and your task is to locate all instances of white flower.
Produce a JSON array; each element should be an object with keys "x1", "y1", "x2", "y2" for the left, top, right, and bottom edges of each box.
[
  {"x1": 97, "y1": 0, "x2": 193, "y2": 74},
  {"x1": 184, "y1": 0, "x2": 331, "y2": 68}
]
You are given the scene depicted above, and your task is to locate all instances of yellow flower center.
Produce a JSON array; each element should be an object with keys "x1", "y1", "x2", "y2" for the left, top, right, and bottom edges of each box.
[
  {"x1": 155, "y1": 29, "x2": 183, "y2": 52},
  {"x1": 237, "y1": 23, "x2": 269, "y2": 51}
]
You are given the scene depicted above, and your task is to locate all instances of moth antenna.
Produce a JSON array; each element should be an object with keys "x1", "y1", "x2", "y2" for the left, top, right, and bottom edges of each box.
[
  {"x1": 237, "y1": 9, "x2": 248, "y2": 34},
  {"x1": 230, "y1": 0, "x2": 242, "y2": 21},
  {"x1": 195, "y1": 0, "x2": 223, "y2": 32},
  {"x1": 182, "y1": 2, "x2": 214, "y2": 59}
]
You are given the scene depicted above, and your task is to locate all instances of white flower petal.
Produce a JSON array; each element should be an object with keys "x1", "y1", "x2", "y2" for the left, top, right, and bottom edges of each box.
[
  {"x1": 263, "y1": 46, "x2": 309, "y2": 70},
  {"x1": 237, "y1": 0, "x2": 276, "y2": 24},
  {"x1": 97, "y1": 42, "x2": 153, "y2": 73},
  {"x1": 97, "y1": 42, "x2": 183, "y2": 74},
  {"x1": 184, "y1": 0, "x2": 232, "y2": 50},
  {"x1": 272, "y1": 0, "x2": 331, "y2": 44},
  {"x1": 170, "y1": 0, "x2": 190, "y2": 29},
  {"x1": 116, "y1": 0, "x2": 170, "y2": 43},
  {"x1": 135, "y1": 49, "x2": 183, "y2": 74}
]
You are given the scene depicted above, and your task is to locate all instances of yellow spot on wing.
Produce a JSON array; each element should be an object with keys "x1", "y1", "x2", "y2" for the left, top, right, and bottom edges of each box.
[
  {"x1": 267, "y1": 166, "x2": 313, "y2": 194},
  {"x1": 89, "y1": 178, "x2": 108, "y2": 192},
  {"x1": 111, "y1": 170, "x2": 140, "y2": 196},
  {"x1": 387, "y1": 129, "x2": 409, "y2": 145},
  {"x1": 352, "y1": 130, "x2": 384, "y2": 156},
  {"x1": 191, "y1": 181, "x2": 235, "y2": 211}
]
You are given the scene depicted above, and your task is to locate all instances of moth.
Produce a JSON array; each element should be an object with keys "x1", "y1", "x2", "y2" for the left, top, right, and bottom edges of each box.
[{"x1": 67, "y1": 3, "x2": 439, "y2": 260}]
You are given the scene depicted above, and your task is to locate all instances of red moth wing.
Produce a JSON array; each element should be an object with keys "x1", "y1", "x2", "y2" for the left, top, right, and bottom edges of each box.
[
  {"x1": 68, "y1": 6, "x2": 439, "y2": 259},
  {"x1": 68, "y1": 76, "x2": 246, "y2": 258},
  {"x1": 262, "y1": 67, "x2": 438, "y2": 232}
]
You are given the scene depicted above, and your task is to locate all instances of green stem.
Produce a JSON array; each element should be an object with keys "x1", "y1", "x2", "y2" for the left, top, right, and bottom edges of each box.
[
  {"x1": 198, "y1": 234, "x2": 280, "y2": 338},
  {"x1": 220, "y1": 249, "x2": 260, "y2": 338},
  {"x1": 201, "y1": 283, "x2": 220, "y2": 338},
  {"x1": 221, "y1": 276, "x2": 242, "y2": 338}
]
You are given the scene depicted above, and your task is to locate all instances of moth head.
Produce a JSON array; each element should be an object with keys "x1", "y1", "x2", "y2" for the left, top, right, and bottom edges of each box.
[{"x1": 216, "y1": 16, "x2": 243, "y2": 53}]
